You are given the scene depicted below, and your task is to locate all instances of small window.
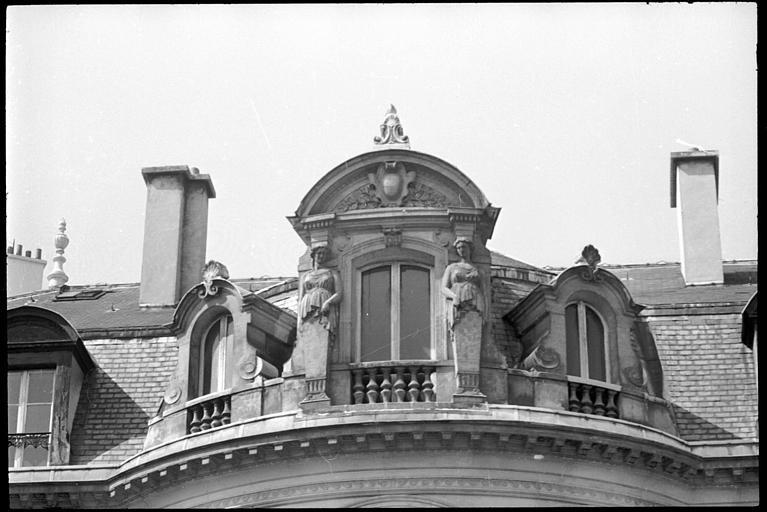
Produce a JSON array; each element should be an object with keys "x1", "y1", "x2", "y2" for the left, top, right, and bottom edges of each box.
[
  {"x1": 199, "y1": 315, "x2": 233, "y2": 396},
  {"x1": 8, "y1": 369, "x2": 55, "y2": 467},
  {"x1": 360, "y1": 264, "x2": 431, "y2": 362},
  {"x1": 565, "y1": 302, "x2": 607, "y2": 381}
]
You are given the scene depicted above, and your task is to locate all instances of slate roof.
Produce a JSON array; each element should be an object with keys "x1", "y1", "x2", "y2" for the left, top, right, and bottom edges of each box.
[
  {"x1": 606, "y1": 261, "x2": 756, "y2": 307},
  {"x1": 6, "y1": 278, "x2": 296, "y2": 335}
]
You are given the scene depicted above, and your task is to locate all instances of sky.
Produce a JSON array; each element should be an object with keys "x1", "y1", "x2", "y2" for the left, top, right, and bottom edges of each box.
[{"x1": 6, "y1": 3, "x2": 758, "y2": 287}]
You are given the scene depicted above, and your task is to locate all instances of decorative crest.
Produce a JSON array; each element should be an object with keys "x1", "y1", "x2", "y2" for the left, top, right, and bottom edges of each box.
[
  {"x1": 373, "y1": 104, "x2": 410, "y2": 147},
  {"x1": 576, "y1": 244, "x2": 601, "y2": 281},
  {"x1": 47, "y1": 218, "x2": 70, "y2": 290},
  {"x1": 368, "y1": 161, "x2": 415, "y2": 206},
  {"x1": 198, "y1": 260, "x2": 230, "y2": 298}
]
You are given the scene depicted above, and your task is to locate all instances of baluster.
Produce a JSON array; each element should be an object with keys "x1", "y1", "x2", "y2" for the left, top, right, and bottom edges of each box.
[
  {"x1": 605, "y1": 390, "x2": 619, "y2": 418},
  {"x1": 393, "y1": 367, "x2": 407, "y2": 402},
  {"x1": 366, "y1": 368, "x2": 380, "y2": 404},
  {"x1": 200, "y1": 402, "x2": 213, "y2": 430},
  {"x1": 580, "y1": 384, "x2": 593, "y2": 414},
  {"x1": 352, "y1": 369, "x2": 365, "y2": 404},
  {"x1": 189, "y1": 406, "x2": 202, "y2": 433},
  {"x1": 568, "y1": 383, "x2": 580, "y2": 412},
  {"x1": 421, "y1": 367, "x2": 435, "y2": 402},
  {"x1": 222, "y1": 398, "x2": 231, "y2": 425},
  {"x1": 210, "y1": 399, "x2": 223, "y2": 428},
  {"x1": 593, "y1": 388, "x2": 606, "y2": 416},
  {"x1": 380, "y1": 370, "x2": 392, "y2": 403},
  {"x1": 407, "y1": 366, "x2": 421, "y2": 402}
]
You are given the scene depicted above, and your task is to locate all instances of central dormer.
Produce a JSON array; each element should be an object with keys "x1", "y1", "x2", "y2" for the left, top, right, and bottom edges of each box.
[{"x1": 287, "y1": 106, "x2": 501, "y2": 408}]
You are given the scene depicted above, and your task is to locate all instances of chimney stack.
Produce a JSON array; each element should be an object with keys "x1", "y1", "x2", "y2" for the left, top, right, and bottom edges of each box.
[
  {"x1": 670, "y1": 150, "x2": 723, "y2": 285},
  {"x1": 139, "y1": 165, "x2": 216, "y2": 307}
]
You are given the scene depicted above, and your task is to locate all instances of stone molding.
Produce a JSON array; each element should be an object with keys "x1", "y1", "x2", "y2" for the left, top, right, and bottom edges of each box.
[
  {"x1": 202, "y1": 475, "x2": 661, "y2": 508},
  {"x1": 9, "y1": 405, "x2": 759, "y2": 508}
]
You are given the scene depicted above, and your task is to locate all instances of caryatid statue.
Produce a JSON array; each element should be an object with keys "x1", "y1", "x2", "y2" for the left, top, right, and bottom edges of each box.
[
  {"x1": 440, "y1": 237, "x2": 485, "y2": 329},
  {"x1": 441, "y1": 237, "x2": 486, "y2": 400},
  {"x1": 298, "y1": 244, "x2": 343, "y2": 339}
]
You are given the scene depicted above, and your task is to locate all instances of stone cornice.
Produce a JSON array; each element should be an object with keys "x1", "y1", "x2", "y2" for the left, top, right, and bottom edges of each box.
[{"x1": 8, "y1": 404, "x2": 758, "y2": 507}]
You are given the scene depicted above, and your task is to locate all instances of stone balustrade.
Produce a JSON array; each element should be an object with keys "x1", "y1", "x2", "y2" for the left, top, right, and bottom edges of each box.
[
  {"x1": 567, "y1": 378, "x2": 619, "y2": 419},
  {"x1": 351, "y1": 364, "x2": 436, "y2": 404},
  {"x1": 187, "y1": 394, "x2": 232, "y2": 434}
]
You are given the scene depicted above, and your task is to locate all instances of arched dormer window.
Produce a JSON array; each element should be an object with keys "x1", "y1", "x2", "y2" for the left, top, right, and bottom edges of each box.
[
  {"x1": 199, "y1": 314, "x2": 233, "y2": 396},
  {"x1": 565, "y1": 302, "x2": 608, "y2": 382},
  {"x1": 360, "y1": 263, "x2": 431, "y2": 361}
]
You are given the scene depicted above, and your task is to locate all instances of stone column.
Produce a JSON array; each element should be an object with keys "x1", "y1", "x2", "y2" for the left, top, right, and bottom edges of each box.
[
  {"x1": 299, "y1": 320, "x2": 332, "y2": 410},
  {"x1": 452, "y1": 310, "x2": 486, "y2": 404}
]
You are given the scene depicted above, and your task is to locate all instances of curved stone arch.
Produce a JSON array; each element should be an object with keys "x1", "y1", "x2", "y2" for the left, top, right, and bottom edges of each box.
[
  {"x1": 7, "y1": 305, "x2": 82, "y2": 344},
  {"x1": 552, "y1": 266, "x2": 644, "y2": 317},
  {"x1": 171, "y1": 278, "x2": 247, "y2": 335},
  {"x1": 294, "y1": 149, "x2": 492, "y2": 217}
]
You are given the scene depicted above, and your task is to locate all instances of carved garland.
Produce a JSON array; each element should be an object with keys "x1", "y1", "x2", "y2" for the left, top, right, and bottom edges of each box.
[{"x1": 333, "y1": 162, "x2": 449, "y2": 212}]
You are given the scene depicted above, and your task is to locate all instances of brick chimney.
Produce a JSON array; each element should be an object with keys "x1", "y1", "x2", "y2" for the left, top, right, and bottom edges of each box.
[
  {"x1": 139, "y1": 166, "x2": 216, "y2": 307},
  {"x1": 670, "y1": 150, "x2": 723, "y2": 285}
]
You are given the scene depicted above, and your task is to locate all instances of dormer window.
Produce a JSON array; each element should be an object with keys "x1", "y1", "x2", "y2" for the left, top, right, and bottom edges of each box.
[
  {"x1": 199, "y1": 314, "x2": 233, "y2": 396},
  {"x1": 565, "y1": 302, "x2": 608, "y2": 381},
  {"x1": 6, "y1": 306, "x2": 95, "y2": 467},
  {"x1": 7, "y1": 369, "x2": 55, "y2": 467},
  {"x1": 359, "y1": 262, "x2": 432, "y2": 362}
]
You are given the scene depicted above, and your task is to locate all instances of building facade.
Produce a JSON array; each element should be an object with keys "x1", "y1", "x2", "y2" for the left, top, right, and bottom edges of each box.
[{"x1": 6, "y1": 107, "x2": 758, "y2": 507}]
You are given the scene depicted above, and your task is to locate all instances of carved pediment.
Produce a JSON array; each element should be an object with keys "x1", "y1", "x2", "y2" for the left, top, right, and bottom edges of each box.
[{"x1": 333, "y1": 162, "x2": 449, "y2": 212}]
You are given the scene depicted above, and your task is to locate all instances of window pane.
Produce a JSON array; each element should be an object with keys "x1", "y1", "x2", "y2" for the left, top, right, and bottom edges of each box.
[
  {"x1": 27, "y1": 370, "x2": 54, "y2": 404},
  {"x1": 8, "y1": 372, "x2": 22, "y2": 405},
  {"x1": 8, "y1": 405, "x2": 19, "y2": 434},
  {"x1": 586, "y1": 308, "x2": 606, "y2": 381},
  {"x1": 400, "y1": 266, "x2": 430, "y2": 359},
  {"x1": 22, "y1": 443, "x2": 49, "y2": 467},
  {"x1": 24, "y1": 404, "x2": 52, "y2": 433},
  {"x1": 9, "y1": 446, "x2": 17, "y2": 468},
  {"x1": 202, "y1": 316, "x2": 230, "y2": 395},
  {"x1": 361, "y1": 266, "x2": 391, "y2": 361},
  {"x1": 565, "y1": 304, "x2": 581, "y2": 377}
]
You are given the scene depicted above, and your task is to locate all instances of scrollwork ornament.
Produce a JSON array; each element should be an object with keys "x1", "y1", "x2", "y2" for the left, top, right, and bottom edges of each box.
[
  {"x1": 238, "y1": 352, "x2": 261, "y2": 381},
  {"x1": 576, "y1": 244, "x2": 602, "y2": 281},
  {"x1": 163, "y1": 374, "x2": 182, "y2": 405},
  {"x1": 523, "y1": 345, "x2": 561, "y2": 372},
  {"x1": 373, "y1": 104, "x2": 410, "y2": 146},
  {"x1": 198, "y1": 260, "x2": 230, "y2": 298}
]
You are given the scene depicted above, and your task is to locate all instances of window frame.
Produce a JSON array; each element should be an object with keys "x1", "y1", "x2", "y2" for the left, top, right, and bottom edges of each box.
[
  {"x1": 198, "y1": 314, "x2": 233, "y2": 397},
  {"x1": 7, "y1": 368, "x2": 56, "y2": 468},
  {"x1": 565, "y1": 301, "x2": 611, "y2": 383},
  {"x1": 356, "y1": 261, "x2": 434, "y2": 362}
]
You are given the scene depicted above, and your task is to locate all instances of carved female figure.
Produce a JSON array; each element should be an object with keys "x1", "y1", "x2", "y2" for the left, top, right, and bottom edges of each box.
[
  {"x1": 298, "y1": 245, "x2": 342, "y2": 338},
  {"x1": 441, "y1": 238, "x2": 484, "y2": 328}
]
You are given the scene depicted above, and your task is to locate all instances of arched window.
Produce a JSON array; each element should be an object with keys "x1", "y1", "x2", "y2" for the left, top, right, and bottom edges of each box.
[
  {"x1": 360, "y1": 263, "x2": 431, "y2": 362},
  {"x1": 565, "y1": 302, "x2": 607, "y2": 381},
  {"x1": 199, "y1": 315, "x2": 233, "y2": 396}
]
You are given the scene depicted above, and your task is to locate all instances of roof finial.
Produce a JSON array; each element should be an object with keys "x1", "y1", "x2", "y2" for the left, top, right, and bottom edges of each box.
[
  {"x1": 47, "y1": 218, "x2": 70, "y2": 290},
  {"x1": 373, "y1": 104, "x2": 410, "y2": 148}
]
